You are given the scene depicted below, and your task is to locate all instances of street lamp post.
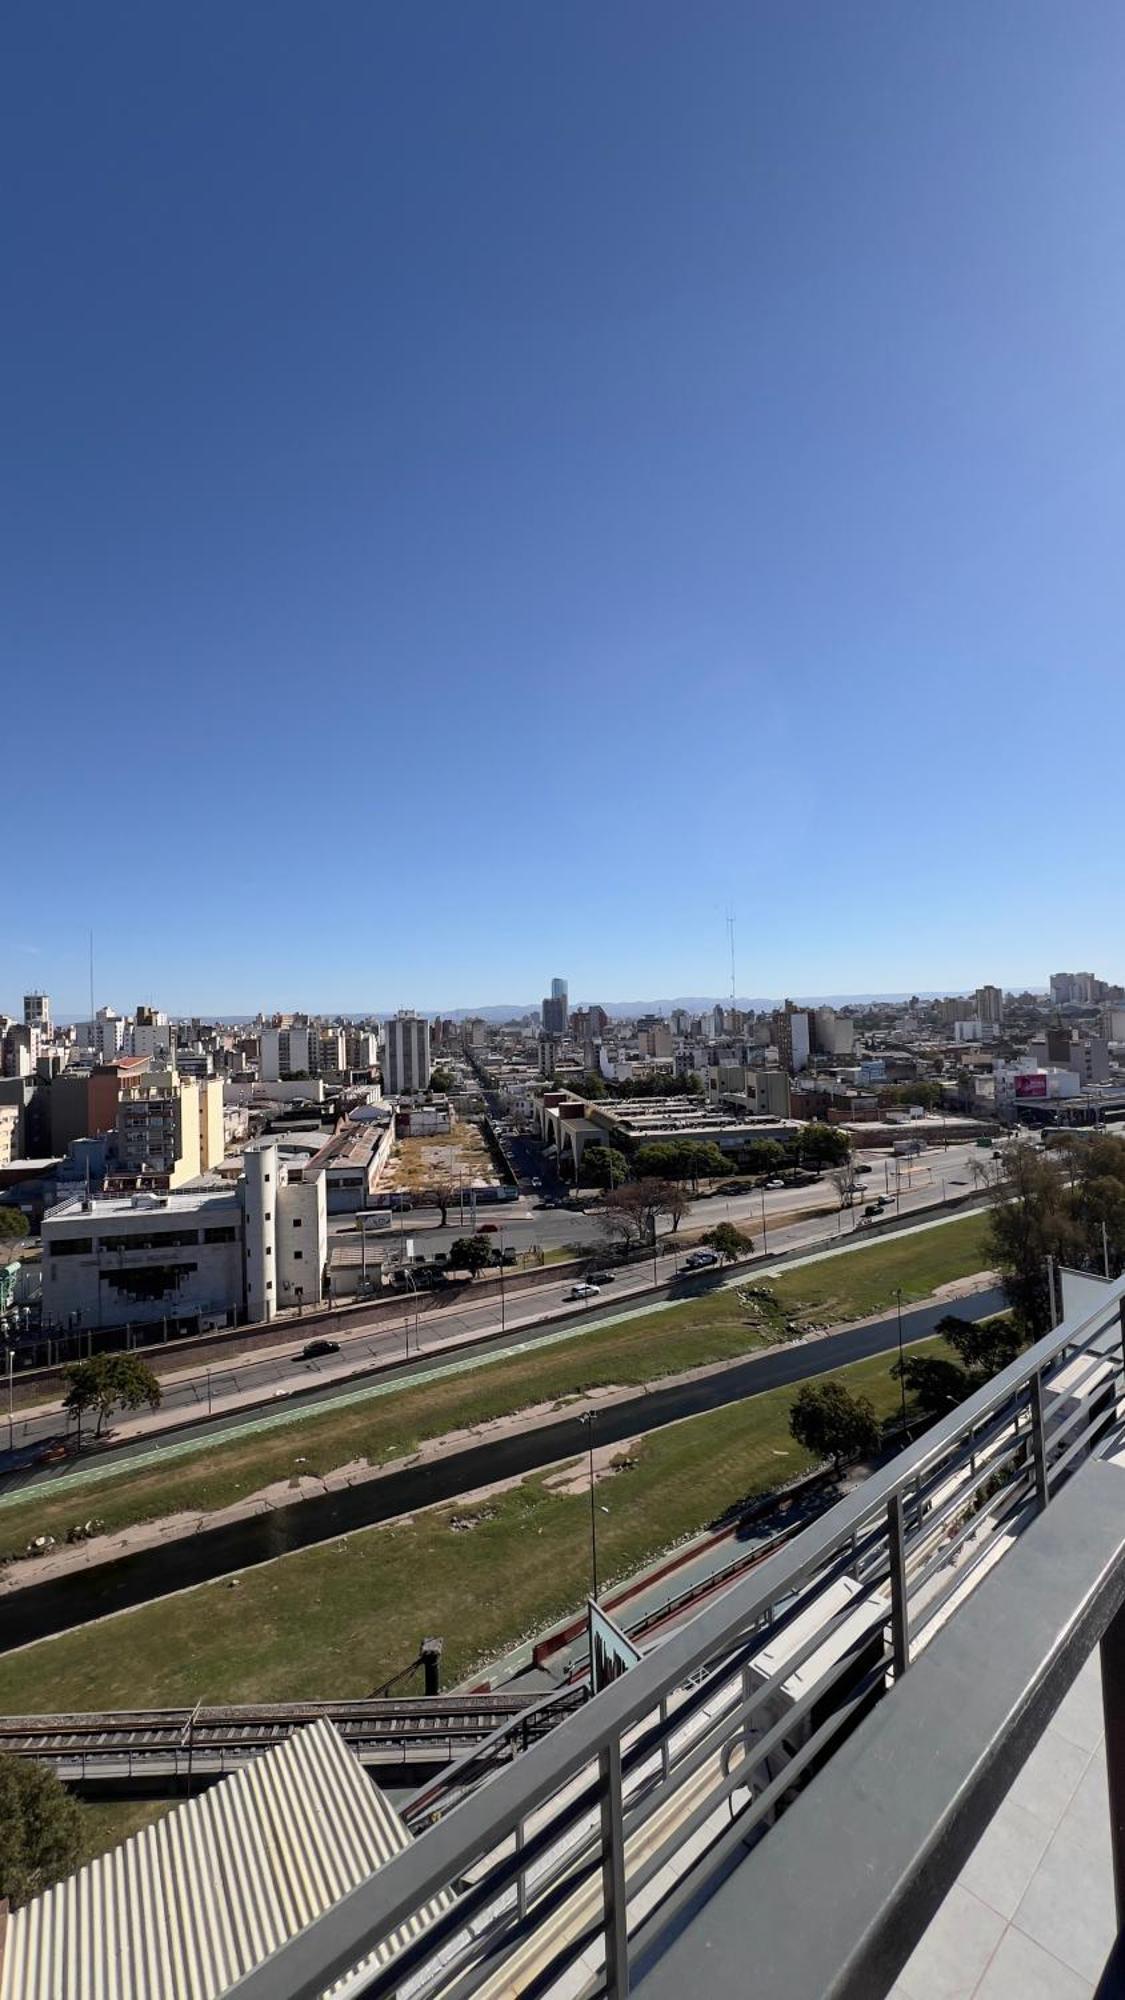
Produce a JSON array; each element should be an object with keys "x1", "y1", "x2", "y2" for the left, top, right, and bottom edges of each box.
[
  {"x1": 760, "y1": 1185, "x2": 768, "y2": 1254},
  {"x1": 4, "y1": 1345, "x2": 13, "y2": 1453},
  {"x1": 580, "y1": 1409, "x2": 599, "y2": 1601},
  {"x1": 498, "y1": 1231, "x2": 506, "y2": 1334},
  {"x1": 893, "y1": 1286, "x2": 908, "y2": 1438}
]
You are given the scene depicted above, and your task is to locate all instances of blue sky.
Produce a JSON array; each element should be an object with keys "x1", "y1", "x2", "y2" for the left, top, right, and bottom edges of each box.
[{"x1": 6, "y1": 3, "x2": 1125, "y2": 1016}]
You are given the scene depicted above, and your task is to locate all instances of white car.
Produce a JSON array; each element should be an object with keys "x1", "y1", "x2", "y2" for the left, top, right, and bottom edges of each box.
[
  {"x1": 765, "y1": 1178, "x2": 785, "y2": 1189},
  {"x1": 565, "y1": 1282, "x2": 602, "y2": 1301}
]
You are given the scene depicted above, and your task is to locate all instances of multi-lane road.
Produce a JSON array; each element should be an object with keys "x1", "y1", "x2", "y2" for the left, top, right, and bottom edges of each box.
[{"x1": 1, "y1": 1134, "x2": 990, "y2": 1481}]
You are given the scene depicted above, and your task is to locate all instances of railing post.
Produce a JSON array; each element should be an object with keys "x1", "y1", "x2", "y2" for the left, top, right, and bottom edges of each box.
[
  {"x1": 515, "y1": 1818, "x2": 528, "y2": 1922},
  {"x1": 1030, "y1": 1371, "x2": 1050, "y2": 1511},
  {"x1": 599, "y1": 1741, "x2": 630, "y2": 1997},
  {"x1": 887, "y1": 1490, "x2": 909, "y2": 1679},
  {"x1": 1103, "y1": 1596, "x2": 1125, "y2": 1929}
]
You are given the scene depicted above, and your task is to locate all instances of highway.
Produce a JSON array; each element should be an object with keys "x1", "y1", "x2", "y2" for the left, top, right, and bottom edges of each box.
[
  {"x1": 0, "y1": 1281, "x2": 1004, "y2": 1653},
  {"x1": 0, "y1": 1138, "x2": 989, "y2": 1478}
]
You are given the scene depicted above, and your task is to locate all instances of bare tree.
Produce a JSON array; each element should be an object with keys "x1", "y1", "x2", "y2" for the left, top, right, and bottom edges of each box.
[{"x1": 830, "y1": 1164, "x2": 857, "y2": 1209}]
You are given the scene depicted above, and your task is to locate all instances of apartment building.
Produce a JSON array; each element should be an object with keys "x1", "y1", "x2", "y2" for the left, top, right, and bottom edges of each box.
[
  {"x1": 383, "y1": 1011, "x2": 432, "y2": 1095},
  {"x1": 110, "y1": 1071, "x2": 224, "y2": 1190}
]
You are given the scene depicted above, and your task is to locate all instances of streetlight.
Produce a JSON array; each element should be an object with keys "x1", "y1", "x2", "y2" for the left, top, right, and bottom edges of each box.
[
  {"x1": 579, "y1": 1409, "x2": 599, "y2": 1601},
  {"x1": 498, "y1": 1230, "x2": 506, "y2": 1334},
  {"x1": 760, "y1": 1185, "x2": 769, "y2": 1254},
  {"x1": 893, "y1": 1286, "x2": 908, "y2": 1438},
  {"x1": 4, "y1": 1345, "x2": 13, "y2": 1454}
]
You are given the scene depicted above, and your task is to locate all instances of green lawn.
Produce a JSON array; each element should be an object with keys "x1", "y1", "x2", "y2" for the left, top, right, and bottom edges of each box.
[
  {"x1": 0, "y1": 1341, "x2": 946, "y2": 1719},
  {"x1": 767, "y1": 1212, "x2": 991, "y2": 1328},
  {"x1": 0, "y1": 1214, "x2": 993, "y2": 1559}
]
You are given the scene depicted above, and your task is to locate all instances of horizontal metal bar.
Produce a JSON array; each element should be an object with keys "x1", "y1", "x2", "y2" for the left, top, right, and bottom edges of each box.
[
  {"x1": 225, "y1": 1280, "x2": 1125, "y2": 2000},
  {"x1": 637, "y1": 1457, "x2": 1125, "y2": 2000}
]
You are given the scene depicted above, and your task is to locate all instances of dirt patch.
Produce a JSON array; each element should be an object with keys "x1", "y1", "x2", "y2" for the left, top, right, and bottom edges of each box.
[
  {"x1": 932, "y1": 1269, "x2": 999, "y2": 1303},
  {"x1": 543, "y1": 1435, "x2": 644, "y2": 1497},
  {"x1": 381, "y1": 1120, "x2": 497, "y2": 1197}
]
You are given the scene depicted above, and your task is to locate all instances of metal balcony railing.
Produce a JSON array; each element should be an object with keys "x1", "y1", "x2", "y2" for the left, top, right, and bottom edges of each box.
[{"x1": 226, "y1": 1272, "x2": 1125, "y2": 2000}]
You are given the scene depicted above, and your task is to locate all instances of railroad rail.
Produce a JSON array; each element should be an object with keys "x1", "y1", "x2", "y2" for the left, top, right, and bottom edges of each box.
[{"x1": 0, "y1": 1691, "x2": 585, "y2": 1794}]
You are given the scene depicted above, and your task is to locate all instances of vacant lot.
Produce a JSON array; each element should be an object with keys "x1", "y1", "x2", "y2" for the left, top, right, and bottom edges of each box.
[
  {"x1": 382, "y1": 1119, "x2": 496, "y2": 1197},
  {"x1": 0, "y1": 1341, "x2": 947, "y2": 1719}
]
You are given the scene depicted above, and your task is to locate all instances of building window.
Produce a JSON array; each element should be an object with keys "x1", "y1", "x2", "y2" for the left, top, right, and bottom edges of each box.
[
  {"x1": 293, "y1": 1250, "x2": 303, "y2": 1260},
  {"x1": 292, "y1": 1218, "x2": 302, "y2": 1228}
]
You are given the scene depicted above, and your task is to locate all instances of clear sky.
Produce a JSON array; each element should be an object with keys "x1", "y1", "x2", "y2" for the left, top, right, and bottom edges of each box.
[{"x1": 6, "y1": 2, "x2": 1125, "y2": 1017}]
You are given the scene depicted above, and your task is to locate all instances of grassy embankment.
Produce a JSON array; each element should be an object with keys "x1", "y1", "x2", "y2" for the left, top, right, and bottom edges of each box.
[
  {"x1": 0, "y1": 1337, "x2": 958, "y2": 1719},
  {"x1": 0, "y1": 1213, "x2": 991, "y2": 1558}
]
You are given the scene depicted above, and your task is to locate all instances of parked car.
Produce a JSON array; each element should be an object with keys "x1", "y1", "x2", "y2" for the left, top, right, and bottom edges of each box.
[
  {"x1": 531, "y1": 1177, "x2": 542, "y2": 1187},
  {"x1": 683, "y1": 1249, "x2": 720, "y2": 1269},
  {"x1": 301, "y1": 1338, "x2": 340, "y2": 1360},
  {"x1": 765, "y1": 1178, "x2": 785, "y2": 1190},
  {"x1": 565, "y1": 1282, "x2": 602, "y2": 1301}
]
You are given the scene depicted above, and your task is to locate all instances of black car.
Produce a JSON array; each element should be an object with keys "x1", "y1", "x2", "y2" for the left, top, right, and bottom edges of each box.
[
  {"x1": 585, "y1": 1270, "x2": 617, "y2": 1284},
  {"x1": 301, "y1": 1338, "x2": 341, "y2": 1360}
]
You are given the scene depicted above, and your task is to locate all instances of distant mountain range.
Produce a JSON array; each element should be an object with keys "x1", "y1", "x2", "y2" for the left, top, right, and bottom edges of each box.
[{"x1": 57, "y1": 986, "x2": 1046, "y2": 1027}]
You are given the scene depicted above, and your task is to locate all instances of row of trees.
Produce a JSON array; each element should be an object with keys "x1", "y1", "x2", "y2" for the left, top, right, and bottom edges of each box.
[
  {"x1": 987, "y1": 1133, "x2": 1125, "y2": 1339},
  {"x1": 581, "y1": 1122, "x2": 851, "y2": 1196}
]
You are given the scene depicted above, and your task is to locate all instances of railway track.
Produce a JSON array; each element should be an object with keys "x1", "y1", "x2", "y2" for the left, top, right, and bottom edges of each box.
[{"x1": 0, "y1": 1691, "x2": 584, "y2": 1792}]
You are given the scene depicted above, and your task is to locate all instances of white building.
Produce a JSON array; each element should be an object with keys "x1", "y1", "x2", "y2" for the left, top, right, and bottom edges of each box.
[
  {"x1": 42, "y1": 1141, "x2": 327, "y2": 1332},
  {"x1": 383, "y1": 1011, "x2": 432, "y2": 1095},
  {"x1": 993, "y1": 1062, "x2": 1080, "y2": 1105},
  {"x1": 259, "y1": 1025, "x2": 317, "y2": 1082},
  {"x1": 75, "y1": 1006, "x2": 125, "y2": 1063}
]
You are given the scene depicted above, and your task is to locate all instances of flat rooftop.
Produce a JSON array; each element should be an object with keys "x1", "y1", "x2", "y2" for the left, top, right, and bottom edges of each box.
[{"x1": 45, "y1": 1187, "x2": 239, "y2": 1223}]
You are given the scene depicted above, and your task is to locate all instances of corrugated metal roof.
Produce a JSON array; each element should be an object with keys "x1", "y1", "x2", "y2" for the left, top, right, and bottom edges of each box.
[{"x1": 0, "y1": 1719, "x2": 450, "y2": 2000}]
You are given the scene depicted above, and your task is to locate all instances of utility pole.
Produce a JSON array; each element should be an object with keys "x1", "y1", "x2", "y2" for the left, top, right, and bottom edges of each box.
[
  {"x1": 893, "y1": 1286, "x2": 908, "y2": 1438},
  {"x1": 580, "y1": 1409, "x2": 599, "y2": 1601}
]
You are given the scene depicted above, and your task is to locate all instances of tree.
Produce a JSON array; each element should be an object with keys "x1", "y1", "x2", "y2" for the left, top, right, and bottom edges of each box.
[
  {"x1": 936, "y1": 1312, "x2": 1023, "y2": 1379},
  {"x1": 892, "y1": 1353, "x2": 972, "y2": 1414},
  {"x1": 0, "y1": 1207, "x2": 26, "y2": 1244},
  {"x1": 796, "y1": 1122, "x2": 851, "y2": 1167},
  {"x1": 701, "y1": 1222, "x2": 754, "y2": 1264},
  {"x1": 448, "y1": 1234, "x2": 493, "y2": 1278},
  {"x1": 789, "y1": 1380, "x2": 880, "y2": 1473},
  {"x1": 987, "y1": 1141, "x2": 1081, "y2": 1338},
  {"x1": 0, "y1": 1753, "x2": 84, "y2": 1908},
  {"x1": 428, "y1": 1181, "x2": 456, "y2": 1227},
  {"x1": 428, "y1": 1066, "x2": 455, "y2": 1094},
  {"x1": 582, "y1": 1144, "x2": 631, "y2": 1192},
  {"x1": 830, "y1": 1164, "x2": 857, "y2": 1209},
  {"x1": 601, "y1": 1177, "x2": 687, "y2": 1249},
  {"x1": 63, "y1": 1353, "x2": 162, "y2": 1445},
  {"x1": 739, "y1": 1140, "x2": 787, "y2": 1176}
]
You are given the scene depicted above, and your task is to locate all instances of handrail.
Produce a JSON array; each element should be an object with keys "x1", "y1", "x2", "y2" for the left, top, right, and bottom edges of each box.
[{"x1": 225, "y1": 1270, "x2": 1125, "y2": 2000}]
